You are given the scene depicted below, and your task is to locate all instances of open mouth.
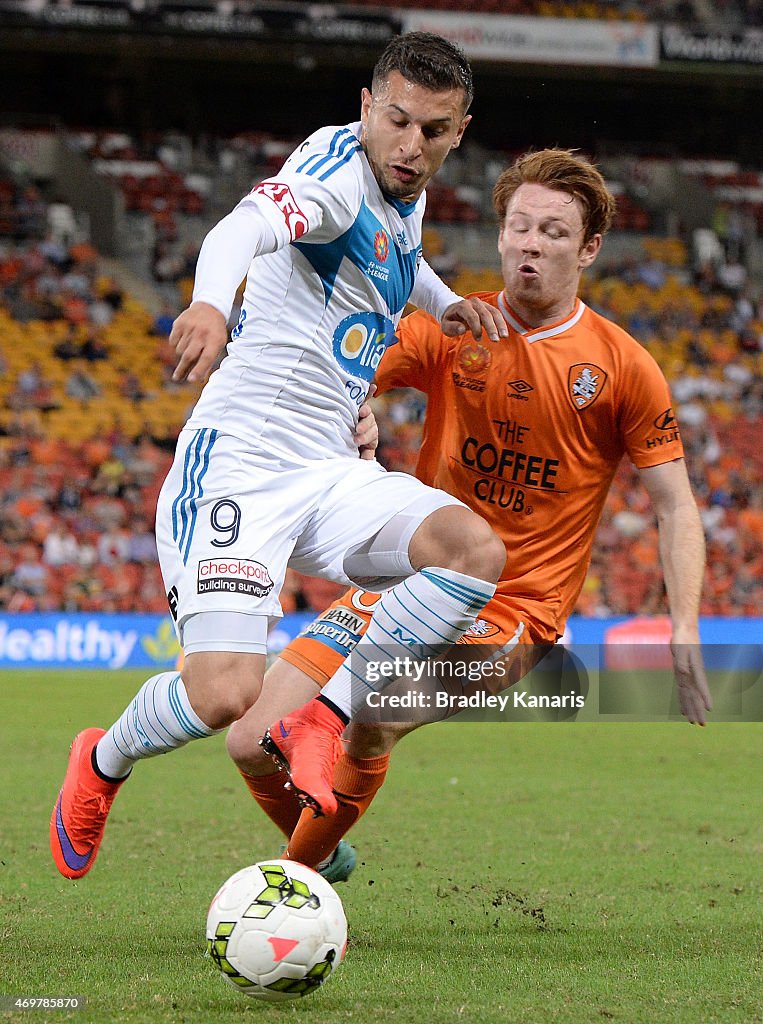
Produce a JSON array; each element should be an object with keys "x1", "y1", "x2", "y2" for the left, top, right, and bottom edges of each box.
[
  {"x1": 390, "y1": 164, "x2": 418, "y2": 183},
  {"x1": 518, "y1": 263, "x2": 539, "y2": 277}
]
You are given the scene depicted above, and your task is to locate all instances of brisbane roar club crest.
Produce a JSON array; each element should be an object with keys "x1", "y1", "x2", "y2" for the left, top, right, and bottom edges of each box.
[{"x1": 567, "y1": 363, "x2": 608, "y2": 410}]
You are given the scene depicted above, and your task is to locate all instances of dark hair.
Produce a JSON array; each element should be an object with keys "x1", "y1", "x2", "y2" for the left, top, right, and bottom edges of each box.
[
  {"x1": 493, "y1": 148, "x2": 616, "y2": 243},
  {"x1": 372, "y1": 32, "x2": 474, "y2": 112}
]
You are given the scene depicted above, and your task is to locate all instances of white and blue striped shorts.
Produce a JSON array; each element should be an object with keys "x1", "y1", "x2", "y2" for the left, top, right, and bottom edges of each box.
[{"x1": 155, "y1": 428, "x2": 462, "y2": 652}]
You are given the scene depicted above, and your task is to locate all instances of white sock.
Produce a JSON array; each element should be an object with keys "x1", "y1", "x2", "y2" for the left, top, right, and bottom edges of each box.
[
  {"x1": 95, "y1": 672, "x2": 217, "y2": 779},
  {"x1": 320, "y1": 567, "x2": 496, "y2": 719}
]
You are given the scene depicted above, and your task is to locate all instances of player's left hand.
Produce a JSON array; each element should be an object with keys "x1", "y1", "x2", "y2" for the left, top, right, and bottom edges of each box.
[
  {"x1": 671, "y1": 640, "x2": 712, "y2": 725},
  {"x1": 441, "y1": 296, "x2": 508, "y2": 342},
  {"x1": 355, "y1": 384, "x2": 378, "y2": 461}
]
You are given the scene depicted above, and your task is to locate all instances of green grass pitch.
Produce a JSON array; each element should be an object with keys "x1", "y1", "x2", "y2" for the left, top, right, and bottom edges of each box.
[{"x1": 1, "y1": 670, "x2": 760, "y2": 1024}]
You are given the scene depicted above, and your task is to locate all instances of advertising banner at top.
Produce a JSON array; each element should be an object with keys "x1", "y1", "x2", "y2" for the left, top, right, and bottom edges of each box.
[
  {"x1": 401, "y1": 11, "x2": 659, "y2": 68},
  {"x1": 660, "y1": 24, "x2": 763, "y2": 65},
  {"x1": 0, "y1": 0, "x2": 401, "y2": 45}
]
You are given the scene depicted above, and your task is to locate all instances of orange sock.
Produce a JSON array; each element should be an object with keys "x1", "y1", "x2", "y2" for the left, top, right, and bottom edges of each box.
[
  {"x1": 238, "y1": 768, "x2": 303, "y2": 839},
  {"x1": 286, "y1": 753, "x2": 390, "y2": 868}
]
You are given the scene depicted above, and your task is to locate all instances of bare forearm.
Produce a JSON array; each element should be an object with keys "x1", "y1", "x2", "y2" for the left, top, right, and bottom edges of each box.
[{"x1": 657, "y1": 502, "x2": 706, "y2": 639}]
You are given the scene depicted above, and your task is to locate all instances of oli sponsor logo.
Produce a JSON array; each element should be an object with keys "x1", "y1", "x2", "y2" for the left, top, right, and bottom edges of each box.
[
  {"x1": 333, "y1": 311, "x2": 395, "y2": 383},
  {"x1": 197, "y1": 558, "x2": 273, "y2": 597}
]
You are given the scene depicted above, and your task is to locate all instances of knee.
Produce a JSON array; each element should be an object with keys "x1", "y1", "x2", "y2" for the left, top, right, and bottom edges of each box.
[
  {"x1": 226, "y1": 718, "x2": 273, "y2": 774},
  {"x1": 182, "y1": 653, "x2": 262, "y2": 731},
  {"x1": 464, "y1": 516, "x2": 506, "y2": 581},
  {"x1": 411, "y1": 506, "x2": 505, "y2": 583},
  {"x1": 199, "y1": 690, "x2": 253, "y2": 731}
]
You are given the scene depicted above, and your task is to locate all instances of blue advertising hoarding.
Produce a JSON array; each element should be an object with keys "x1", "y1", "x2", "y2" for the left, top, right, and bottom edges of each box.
[{"x1": 0, "y1": 611, "x2": 759, "y2": 671}]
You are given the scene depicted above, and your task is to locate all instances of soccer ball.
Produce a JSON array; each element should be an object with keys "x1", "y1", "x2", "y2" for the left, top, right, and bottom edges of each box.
[{"x1": 205, "y1": 859, "x2": 347, "y2": 1001}]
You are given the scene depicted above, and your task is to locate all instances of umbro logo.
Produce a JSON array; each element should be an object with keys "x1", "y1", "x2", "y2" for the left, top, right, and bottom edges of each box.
[{"x1": 507, "y1": 379, "x2": 533, "y2": 401}]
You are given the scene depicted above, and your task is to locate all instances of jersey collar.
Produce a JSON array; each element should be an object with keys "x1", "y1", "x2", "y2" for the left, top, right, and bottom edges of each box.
[
  {"x1": 383, "y1": 193, "x2": 422, "y2": 218},
  {"x1": 498, "y1": 293, "x2": 586, "y2": 343}
]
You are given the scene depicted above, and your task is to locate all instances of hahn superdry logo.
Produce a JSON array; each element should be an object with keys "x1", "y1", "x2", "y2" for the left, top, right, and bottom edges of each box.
[
  {"x1": 302, "y1": 606, "x2": 367, "y2": 657},
  {"x1": 568, "y1": 363, "x2": 607, "y2": 410},
  {"x1": 647, "y1": 407, "x2": 681, "y2": 450},
  {"x1": 197, "y1": 558, "x2": 274, "y2": 597},
  {"x1": 373, "y1": 230, "x2": 389, "y2": 263},
  {"x1": 251, "y1": 181, "x2": 308, "y2": 241}
]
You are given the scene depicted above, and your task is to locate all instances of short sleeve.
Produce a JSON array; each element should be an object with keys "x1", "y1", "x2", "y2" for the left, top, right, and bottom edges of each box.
[{"x1": 619, "y1": 346, "x2": 685, "y2": 468}]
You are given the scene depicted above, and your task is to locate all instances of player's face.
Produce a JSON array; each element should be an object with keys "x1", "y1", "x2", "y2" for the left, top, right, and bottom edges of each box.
[
  {"x1": 498, "y1": 182, "x2": 601, "y2": 326},
  {"x1": 360, "y1": 71, "x2": 470, "y2": 203}
]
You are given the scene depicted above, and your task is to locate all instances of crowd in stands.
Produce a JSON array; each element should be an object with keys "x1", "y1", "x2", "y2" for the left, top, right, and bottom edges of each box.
[{"x1": 0, "y1": 172, "x2": 760, "y2": 621}]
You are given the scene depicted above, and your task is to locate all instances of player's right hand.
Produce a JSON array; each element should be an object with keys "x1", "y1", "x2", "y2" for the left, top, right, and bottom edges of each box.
[
  {"x1": 441, "y1": 296, "x2": 509, "y2": 343},
  {"x1": 170, "y1": 301, "x2": 229, "y2": 384},
  {"x1": 671, "y1": 641, "x2": 712, "y2": 726}
]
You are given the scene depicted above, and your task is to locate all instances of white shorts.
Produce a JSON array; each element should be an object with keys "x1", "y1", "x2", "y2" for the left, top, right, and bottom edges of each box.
[{"x1": 155, "y1": 428, "x2": 463, "y2": 653}]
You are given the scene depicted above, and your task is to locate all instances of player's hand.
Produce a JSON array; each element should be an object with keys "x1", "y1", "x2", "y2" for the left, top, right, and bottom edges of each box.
[
  {"x1": 170, "y1": 301, "x2": 229, "y2": 384},
  {"x1": 355, "y1": 384, "x2": 378, "y2": 461},
  {"x1": 671, "y1": 639, "x2": 712, "y2": 725},
  {"x1": 440, "y1": 296, "x2": 508, "y2": 342}
]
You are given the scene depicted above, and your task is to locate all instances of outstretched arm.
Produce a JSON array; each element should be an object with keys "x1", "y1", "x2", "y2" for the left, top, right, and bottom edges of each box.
[
  {"x1": 411, "y1": 258, "x2": 508, "y2": 342},
  {"x1": 639, "y1": 459, "x2": 712, "y2": 725}
]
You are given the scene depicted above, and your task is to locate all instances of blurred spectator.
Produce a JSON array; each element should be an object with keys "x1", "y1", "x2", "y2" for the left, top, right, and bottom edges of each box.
[
  {"x1": 152, "y1": 304, "x2": 176, "y2": 337},
  {"x1": 66, "y1": 366, "x2": 101, "y2": 400},
  {"x1": 717, "y1": 256, "x2": 748, "y2": 297},
  {"x1": 43, "y1": 525, "x2": 80, "y2": 567},
  {"x1": 15, "y1": 186, "x2": 47, "y2": 241},
  {"x1": 80, "y1": 332, "x2": 109, "y2": 361},
  {"x1": 46, "y1": 199, "x2": 78, "y2": 249}
]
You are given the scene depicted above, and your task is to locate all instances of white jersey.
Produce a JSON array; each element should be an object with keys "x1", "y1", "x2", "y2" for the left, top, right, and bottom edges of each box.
[{"x1": 186, "y1": 122, "x2": 456, "y2": 463}]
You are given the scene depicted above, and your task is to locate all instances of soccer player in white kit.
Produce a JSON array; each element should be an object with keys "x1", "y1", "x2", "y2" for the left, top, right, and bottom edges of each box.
[{"x1": 50, "y1": 32, "x2": 508, "y2": 879}]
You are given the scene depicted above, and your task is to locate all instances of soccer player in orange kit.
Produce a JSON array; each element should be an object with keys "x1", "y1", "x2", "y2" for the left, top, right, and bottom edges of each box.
[{"x1": 225, "y1": 148, "x2": 711, "y2": 881}]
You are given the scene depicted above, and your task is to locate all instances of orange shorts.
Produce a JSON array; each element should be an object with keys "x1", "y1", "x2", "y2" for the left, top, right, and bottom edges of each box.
[{"x1": 280, "y1": 585, "x2": 558, "y2": 689}]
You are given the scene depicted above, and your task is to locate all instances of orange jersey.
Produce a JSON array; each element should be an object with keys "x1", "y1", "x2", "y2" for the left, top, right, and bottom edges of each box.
[{"x1": 375, "y1": 291, "x2": 684, "y2": 634}]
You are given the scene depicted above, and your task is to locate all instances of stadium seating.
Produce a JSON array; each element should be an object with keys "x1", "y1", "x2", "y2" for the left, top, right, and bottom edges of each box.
[{"x1": 0, "y1": 159, "x2": 760, "y2": 616}]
